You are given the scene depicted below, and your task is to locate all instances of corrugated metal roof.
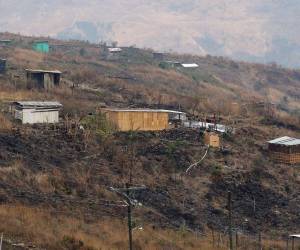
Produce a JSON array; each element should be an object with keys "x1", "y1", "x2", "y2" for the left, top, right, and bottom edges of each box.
[
  {"x1": 165, "y1": 60, "x2": 180, "y2": 64},
  {"x1": 184, "y1": 121, "x2": 227, "y2": 133},
  {"x1": 108, "y1": 48, "x2": 122, "y2": 52},
  {"x1": 268, "y1": 136, "x2": 300, "y2": 146},
  {"x1": 181, "y1": 63, "x2": 199, "y2": 68},
  {"x1": 14, "y1": 101, "x2": 62, "y2": 108},
  {"x1": 290, "y1": 235, "x2": 300, "y2": 238},
  {"x1": 33, "y1": 40, "x2": 49, "y2": 43},
  {"x1": 104, "y1": 108, "x2": 185, "y2": 114},
  {"x1": 25, "y1": 69, "x2": 62, "y2": 74}
]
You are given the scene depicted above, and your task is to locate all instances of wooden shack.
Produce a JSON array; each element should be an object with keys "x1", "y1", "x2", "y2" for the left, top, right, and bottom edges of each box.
[
  {"x1": 102, "y1": 108, "x2": 185, "y2": 131},
  {"x1": 268, "y1": 136, "x2": 300, "y2": 164},
  {"x1": 26, "y1": 69, "x2": 61, "y2": 89},
  {"x1": 204, "y1": 132, "x2": 220, "y2": 148}
]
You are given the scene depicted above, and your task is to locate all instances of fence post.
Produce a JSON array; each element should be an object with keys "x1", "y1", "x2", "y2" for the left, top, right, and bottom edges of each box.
[
  {"x1": 228, "y1": 191, "x2": 233, "y2": 250},
  {"x1": 258, "y1": 232, "x2": 262, "y2": 250},
  {"x1": 212, "y1": 229, "x2": 215, "y2": 247},
  {"x1": 0, "y1": 233, "x2": 3, "y2": 250}
]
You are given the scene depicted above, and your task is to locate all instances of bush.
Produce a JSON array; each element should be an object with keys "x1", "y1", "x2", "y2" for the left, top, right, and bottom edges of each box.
[
  {"x1": 80, "y1": 113, "x2": 113, "y2": 139},
  {"x1": 61, "y1": 236, "x2": 95, "y2": 250},
  {"x1": 210, "y1": 164, "x2": 223, "y2": 182},
  {"x1": 0, "y1": 113, "x2": 12, "y2": 131},
  {"x1": 159, "y1": 62, "x2": 170, "y2": 69}
]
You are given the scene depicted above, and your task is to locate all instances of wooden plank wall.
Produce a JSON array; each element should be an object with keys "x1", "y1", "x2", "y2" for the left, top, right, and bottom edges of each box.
[
  {"x1": 204, "y1": 132, "x2": 220, "y2": 148},
  {"x1": 105, "y1": 111, "x2": 169, "y2": 131},
  {"x1": 270, "y1": 151, "x2": 300, "y2": 164}
]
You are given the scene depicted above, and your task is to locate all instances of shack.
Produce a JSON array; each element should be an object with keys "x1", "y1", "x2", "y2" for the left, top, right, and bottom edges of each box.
[
  {"x1": 0, "y1": 59, "x2": 6, "y2": 74},
  {"x1": 102, "y1": 108, "x2": 186, "y2": 131},
  {"x1": 0, "y1": 40, "x2": 12, "y2": 47},
  {"x1": 204, "y1": 132, "x2": 220, "y2": 148},
  {"x1": 26, "y1": 69, "x2": 61, "y2": 89},
  {"x1": 153, "y1": 52, "x2": 164, "y2": 61},
  {"x1": 288, "y1": 235, "x2": 300, "y2": 250},
  {"x1": 268, "y1": 136, "x2": 300, "y2": 164},
  {"x1": 181, "y1": 63, "x2": 199, "y2": 68},
  {"x1": 184, "y1": 121, "x2": 229, "y2": 133},
  {"x1": 12, "y1": 101, "x2": 62, "y2": 124},
  {"x1": 107, "y1": 47, "x2": 122, "y2": 60},
  {"x1": 32, "y1": 40, "x2": 49, "y2": 53},
  {"x1": 108, "y1": 48, "x2": 122, "y2": 53}
]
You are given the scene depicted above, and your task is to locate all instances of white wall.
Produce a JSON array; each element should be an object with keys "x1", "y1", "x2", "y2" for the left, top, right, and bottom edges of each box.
[{"x1": 16, "y1": 109, "x2": 59, "y2": 124}]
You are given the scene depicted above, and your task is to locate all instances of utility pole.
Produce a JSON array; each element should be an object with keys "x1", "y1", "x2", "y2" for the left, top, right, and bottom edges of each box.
[
  {"x1": 126, "y1": 183, "x2": 133, "y2": 250},
  {"x1": 235, "y1": 230, "x2": 239, "y2": 250},
  {"x1": 258, "y1": 231, "x2": 262, "y2": 250},
  {"x1": 0, "y1": 233, "x2": 3, "y2": 250},
  {"x1": 109, "y1": 185, "x2": 146, "y2": 250},
  {"x1": 228, "y1": 191, "x2": 233, "y2": 250}
]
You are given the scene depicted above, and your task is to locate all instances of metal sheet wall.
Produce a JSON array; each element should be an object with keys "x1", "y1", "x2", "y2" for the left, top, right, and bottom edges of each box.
[{"x1": 20, "y1": 109, "x2": 59, "y2": 124}]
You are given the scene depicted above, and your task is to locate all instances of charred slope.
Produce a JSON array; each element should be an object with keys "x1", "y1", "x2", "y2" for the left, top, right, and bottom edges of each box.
[{"x1": 0, "y1": 126, "x2": 299, "y2": 236}]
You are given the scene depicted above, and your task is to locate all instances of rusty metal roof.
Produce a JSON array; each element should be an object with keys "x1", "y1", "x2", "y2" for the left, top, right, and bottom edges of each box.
[{"x1": 103, "y1": 108, "x2": 185, "y2": 114}]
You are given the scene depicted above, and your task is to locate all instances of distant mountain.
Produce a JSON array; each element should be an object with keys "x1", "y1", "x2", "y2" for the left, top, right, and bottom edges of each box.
[
  {"x1": 1, "y1": 0, "x2": 300, "y2": 67},
  {"x1": 57, "y1": 21, "x2": 113, "y2": 43}
]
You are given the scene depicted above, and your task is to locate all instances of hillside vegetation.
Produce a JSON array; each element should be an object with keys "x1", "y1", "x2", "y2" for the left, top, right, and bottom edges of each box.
[{"x1": 0, "y1": 33, "x2": 299, "y2": 249}]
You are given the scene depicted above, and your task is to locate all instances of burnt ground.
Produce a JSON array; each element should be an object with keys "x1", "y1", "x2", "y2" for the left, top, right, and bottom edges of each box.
[{"x1": 0, "y1": 125, "x2": 299, "y2": 238}]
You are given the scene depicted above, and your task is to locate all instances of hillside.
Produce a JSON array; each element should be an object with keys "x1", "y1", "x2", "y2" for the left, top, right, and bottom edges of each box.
[
  {"x1": 1, "y1": 1, "x2": 300, "y2": 67},
  {"x1": 0, "y1": 33, "x2": 299, "y2": 249}
]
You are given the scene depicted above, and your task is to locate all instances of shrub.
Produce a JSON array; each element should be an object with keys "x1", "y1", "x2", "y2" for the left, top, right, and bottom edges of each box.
[
  {"x1": 0, "y1": 113, "x2": 12, "y2": 131},
  {"x1": 210, "y1": 164, "x2": 223, "y2": 182},
  {"x1": 80, "y1": 113, "x2": 113, "y2": 139}
]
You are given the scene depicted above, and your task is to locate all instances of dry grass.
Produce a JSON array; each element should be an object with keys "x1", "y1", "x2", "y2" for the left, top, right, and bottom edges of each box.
[
  {"x1": 0, "y1": 112, "x2": 12, "y2": 131},
  {"x1": 0, "y1": 205, "x2": 288, "y2": 250},
  {"x1": 0, "y1": 89, "x2": 40, "y2": 102},
  {"x1": 9, "y1": 48, "x2": 45, "y2": 68}
]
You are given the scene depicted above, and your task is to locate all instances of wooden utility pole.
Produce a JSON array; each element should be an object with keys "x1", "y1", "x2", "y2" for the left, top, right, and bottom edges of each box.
[
  {"x1": 0, "y1": 233, "x2": 3, "y2": 250},
  {"x1": 235, "y1": 231, "x2": 239, "y2": 250},
  {"x1": 258, "y1": 232, "x2": 262, "y2": 250},
  {"x1": 109, "y1": 185, "x2": 146, "y2": 250},
  {"x1": 126, "y1": 183, "x2": 133, "y2": 250},
  {"x1": 228, "y1": 191, "x2": 233, "y2": 250}
]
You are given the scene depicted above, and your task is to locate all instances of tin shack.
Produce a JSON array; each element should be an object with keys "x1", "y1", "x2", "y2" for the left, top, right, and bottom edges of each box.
[
  {"x1": 12, "y1": 101, "x2": 62, "y2": 124},
  {"x1": 26, "y1": 69, "x2": 61, "y2": 89},
  {"x1": 268, "y1": 136, "x2": 300, "y2": 164}
]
